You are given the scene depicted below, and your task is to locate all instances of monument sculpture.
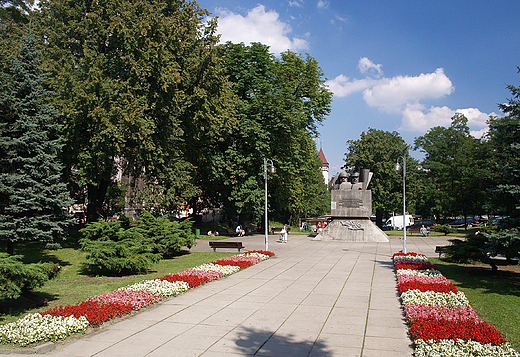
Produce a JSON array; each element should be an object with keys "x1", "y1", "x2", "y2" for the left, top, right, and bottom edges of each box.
[{"x1": 314, "y1": 169, "x2": 389, "y2": 242}]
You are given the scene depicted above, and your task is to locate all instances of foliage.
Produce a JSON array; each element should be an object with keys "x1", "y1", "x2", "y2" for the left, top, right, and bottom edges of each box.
[
  {"x1": 344, "y1": 128, "x2": 419, "y2": 226},
  {"x1": 433, "y1": 225, "x2": 458, "y2": 236},
  {"x1": 444, "y1": 229, "x2": 520, "y2": 271},
  {"x1": 0, "y1": 32, "x2": 74, "y2": 254},
  {"x1": 35, "y1": 0, "x2": 234, "y2": 221},
  {"x1": 486, "y1": 68, "x2": 520, "y2": 223},
  {"x1": 0, "y1": 0, "x2": 33, "y2": 22},
  {"x1": 414, "y1": 114, "x2": 492, "y2": 224},
  {"x1": 135, "y1": 211, "x2": 195, "y2": 256},
  {"x1": 444, "y1": 233, "x2": 489, "y2": 264},
  {"x1": 0, "y1": 253, "x2": 59, "y2": 299},
  {"x1": 79, "y1": 212, "x2": 195, "y2": 274},
  {"x1": 80, "y1": 222, "x2": 160, "y2": 275},
  {"x1": 483, "y1": 228, "x2": 520, "y2": 263},
  {"x1": 215, "y1": 42, "x2": 332, "y2": 224}
]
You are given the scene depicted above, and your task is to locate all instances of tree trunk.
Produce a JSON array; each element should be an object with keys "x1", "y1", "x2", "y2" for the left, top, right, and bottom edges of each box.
[
  {"x1": 375, "y1": 209, "x2": 383, "y2": 228},
  {"x1": 7, "y1": 240, "x2": 14, "y2": 255},
  {"x1": 86, "y1": 180, "x2": 110, "y2": 223}
]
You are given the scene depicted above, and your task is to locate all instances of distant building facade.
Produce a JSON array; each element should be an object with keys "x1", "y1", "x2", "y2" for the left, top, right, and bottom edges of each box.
[{"x1": 318, "y1": 148, "x2": 329, "y2": 184}]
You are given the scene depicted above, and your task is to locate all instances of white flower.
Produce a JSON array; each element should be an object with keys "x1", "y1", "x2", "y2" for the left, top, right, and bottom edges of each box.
[
  {"x1": 401, "y1": 290, "x2": 469, "y2": 307},
  {"x1": 193, "y1": 263, "x2": 241, "y2": 276},
  {"x1": 124, "y1": 279, "x2": 190, "y2": 297},
  {"x1": 0, "y1": 313, "x2": 89, "y2": 346},
  {"x1": 394, "y1": 255, "x2": 429, "y2": 263},
  {"x1": 396, "y1": 268, "x2": 442, "y2": 277},
  {"x1": 238, "y1": 252, "x2": 270, "y2": 260},
  {"x1": 415, "y1": 338, "x2": 520, "y2": 357}
]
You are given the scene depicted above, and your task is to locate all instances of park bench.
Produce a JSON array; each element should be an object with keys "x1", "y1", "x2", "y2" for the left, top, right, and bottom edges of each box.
[
  {"x1": 407, "y1": 226, "x2": 430, "y2": 236},
  {"x1": 435, "y1": 245, "x2": 447, "y2": 258},
  {"x1": 270, "y1": 227, "x2": 290, "y2": 235},
  {"x1": 209, "y1": 241, "x2": 244, "y2": 252}
]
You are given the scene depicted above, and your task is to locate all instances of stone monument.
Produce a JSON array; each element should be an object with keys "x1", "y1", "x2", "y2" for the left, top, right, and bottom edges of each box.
[{"x1": 314, "y1": 169, "x2": 388, "y2": 242}]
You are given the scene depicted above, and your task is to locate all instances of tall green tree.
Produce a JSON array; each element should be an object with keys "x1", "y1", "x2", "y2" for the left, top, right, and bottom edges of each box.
[
  {"x1": 486, "y1": 67, "x2": 520, "y2": 223},
  {"x1": 35, "y1": 0, "x2": 235, "y2": 221},
  {"x1": 414, "y1": 113, "x2": 491, "y2": 224},
  {"x1": 0, "y1": 33, "x2": 73, "y2": 254},
  {"x1": 344, "y1": 128, "x2": 419, "y2": 227},
  {"x1": 217, "y1": 42, "x2": 332, "y2": 224}
]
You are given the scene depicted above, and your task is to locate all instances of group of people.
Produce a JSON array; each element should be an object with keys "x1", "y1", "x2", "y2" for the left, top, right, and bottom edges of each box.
[{"x1": 235, "y1": 223, "x2": 289, "y2": 242}]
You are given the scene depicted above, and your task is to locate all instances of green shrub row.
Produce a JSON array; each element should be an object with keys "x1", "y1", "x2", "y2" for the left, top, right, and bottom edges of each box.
[{"x1": 80, "y1": 212, "x2": 195, "y2": 275}]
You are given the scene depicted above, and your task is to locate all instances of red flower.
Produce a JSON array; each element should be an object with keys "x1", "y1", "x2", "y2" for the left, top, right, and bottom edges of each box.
[
  {"x1": 213, "y1": 258, "x2": 253, "y2": 269},
  {"x1": 247, "y1": 250, "x2": 275, "y2": 257},
  {"x1": 398, "y1": 281, "x2": 458, "y2": 294},
  {"x1": 40, "y1": 300, "x2": 132, "y2": 327},
  {"x1": 394, "y1": 262, "x2": 437, "y2": 272},
  {"x1": 159, "y1": 273, "x2": 209, "y2": 288},
  {"x1": 410, "y1": 318, "x2": 507, "y2": 345}
]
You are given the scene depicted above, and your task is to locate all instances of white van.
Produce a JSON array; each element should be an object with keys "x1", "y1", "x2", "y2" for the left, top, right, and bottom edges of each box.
[{"x1": 385, "y1": 215, "x2": 414, "y2": 230}]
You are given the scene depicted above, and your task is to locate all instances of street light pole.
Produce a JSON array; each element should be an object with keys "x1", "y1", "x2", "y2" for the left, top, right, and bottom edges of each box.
[
  {"x1": 264, "y1": 158, "x2": 275, "y2": 251},
  {"x1": 395, "y1": 156, "x2": 407, "y2": 254}
]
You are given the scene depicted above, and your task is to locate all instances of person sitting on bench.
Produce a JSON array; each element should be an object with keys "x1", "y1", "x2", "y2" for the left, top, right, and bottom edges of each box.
[{"x1": 236, "y1": 224, "x2": 245, "y2": 237}]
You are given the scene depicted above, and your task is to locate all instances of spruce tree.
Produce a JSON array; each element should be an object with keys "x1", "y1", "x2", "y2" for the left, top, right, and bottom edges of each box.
[{"x1": 0, "y1": 32, "x2": 73, "y2": 254}]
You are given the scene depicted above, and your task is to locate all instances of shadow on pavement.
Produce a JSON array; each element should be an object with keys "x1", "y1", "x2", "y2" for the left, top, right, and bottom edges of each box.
[{"x1": 233, "y1": 326, "x2": 331, "y2": 356}]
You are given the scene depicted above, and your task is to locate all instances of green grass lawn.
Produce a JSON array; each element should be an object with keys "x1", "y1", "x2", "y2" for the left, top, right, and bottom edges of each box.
[
  {"x1": 0, "y1": 239, "x2": 235, "y2": 325},
  {"x1": 431, "y1": 258, "x2": 520, "y2": 350}
]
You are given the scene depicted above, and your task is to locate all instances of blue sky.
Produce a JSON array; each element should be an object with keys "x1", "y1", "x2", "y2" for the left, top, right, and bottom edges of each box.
[{"x1": 198, "y1": 0, "x2": 520, "y2": 174}]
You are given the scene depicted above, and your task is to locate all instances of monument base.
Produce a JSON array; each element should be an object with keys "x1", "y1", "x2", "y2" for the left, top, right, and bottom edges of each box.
[{"x1": 313, "y1": 218, "x2": 389, "y2": 242}]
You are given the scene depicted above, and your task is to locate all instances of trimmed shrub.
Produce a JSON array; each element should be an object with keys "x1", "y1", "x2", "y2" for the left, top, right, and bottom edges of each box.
[
  {"x1": 0, "y1": 253, "x2": 60, "y2": 300},
  {"x1": 79, "y1": 212, "x2": 195, "y2": 275},
  {"x1": 433, "y1": 225, "x2": 458, "y2": 235}
]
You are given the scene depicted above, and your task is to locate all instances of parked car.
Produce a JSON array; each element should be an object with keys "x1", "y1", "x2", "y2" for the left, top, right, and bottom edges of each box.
[
  {"x1": 447, "y1": 217, "x2": 482, "y2": 228},
  {"x1": 381, "y1": 224, "x2": 394, "y2": 231},
  {"x1": 409, "y1": 220, "x2": 436, "y2": 229}
]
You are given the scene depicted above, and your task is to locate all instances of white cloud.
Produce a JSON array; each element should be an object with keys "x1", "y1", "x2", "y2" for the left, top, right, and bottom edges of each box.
[
  {"x1": 325, "y1": 75, "x2": 379, "y2": 97},
  {"x1": 364, "y1": 68, "x2": 454, "y2": 113},
  {"x1": 471, "y1": 128, "x2": 488, "y2": 138},
  {"x1": 399, "y1": 104, "x2": 496, "y2": 135},
  {"x1": 212, "y1": 5, "x2": 309, "y2": 54},
  {"x1": 358, "y1": 57, "x2": 383, "y2": 77},
  {"x1": 327, "y1": 58, "x2": 495, "y2": 137},
  {"x1": 317, "y1": 0, "x2": 329, "y2": 9},
  {"x1": 289, "y1": 0, "x2": 303, "y2": 7},
  {"x1": 400, "y1": 104, "x2": 454, "y2": 132}
]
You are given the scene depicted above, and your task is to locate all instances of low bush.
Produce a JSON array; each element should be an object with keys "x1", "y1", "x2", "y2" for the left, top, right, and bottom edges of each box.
[
  {"x1": 79, "y1": 212, "x2": 196, "y2": 275},
  {"x1": 0, "y1": 253, "x2": 60, "y2": 300},
  {"x1": 433, "y1": 225, "x2": 458, "y2": 235}
]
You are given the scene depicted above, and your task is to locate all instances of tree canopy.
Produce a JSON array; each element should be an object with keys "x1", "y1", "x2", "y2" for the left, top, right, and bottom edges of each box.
[
  {"x1": 216, "y1": 42, "x2": 332, "y2": 224},
  {"x1": 35, "y1": 0, "x2": 235, "y2": 221},
  {"x1": 414, "y1": 113, "x2": 492, "y2": 224}
]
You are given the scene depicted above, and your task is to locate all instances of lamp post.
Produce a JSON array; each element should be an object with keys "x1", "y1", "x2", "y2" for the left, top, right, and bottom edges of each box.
[
  {"x1": 264, "y1": 158, "x2": 275, "y2": 251},
  {"x1": 395, "y1": 156, "x2": 407, "y2": 254}
]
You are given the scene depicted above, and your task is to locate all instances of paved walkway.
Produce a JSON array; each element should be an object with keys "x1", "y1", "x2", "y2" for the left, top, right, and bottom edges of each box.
[{"x1": 2, "y1": 233, "x2": 453, "y2": 357}]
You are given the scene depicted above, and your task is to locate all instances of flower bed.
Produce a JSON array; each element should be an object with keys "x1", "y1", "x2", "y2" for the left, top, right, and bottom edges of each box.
[
  {"x1": 393, "y1": 252, "x2": 519, "y2": 356},
  {"x1": 0, "y1": 251, "x2": 274, "y2": 347}
]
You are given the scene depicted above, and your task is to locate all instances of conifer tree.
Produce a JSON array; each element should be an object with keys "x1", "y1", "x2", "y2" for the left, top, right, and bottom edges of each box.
[{"x1": 0, "y1": 32, "x2": 73, "y2": 254}]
